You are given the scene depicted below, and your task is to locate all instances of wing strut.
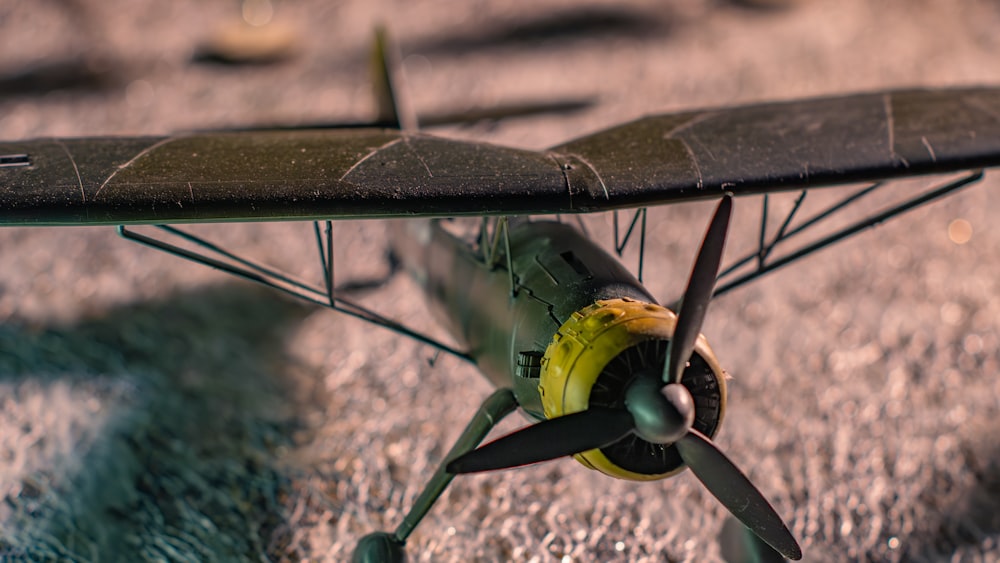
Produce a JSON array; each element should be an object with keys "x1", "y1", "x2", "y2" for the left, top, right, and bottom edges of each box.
[
  {"x1": 712, "y1": 170, "x2": 983, "y2": 298},
  {"x1": 117, "y1": 222, "x2": 473, "y2": 362},
  {"x1": 613, "y1": 207, "x2": 648, "y2": 283},
  {"x1": 478, "y1": 216, "x2": 518, "y2": 297}
]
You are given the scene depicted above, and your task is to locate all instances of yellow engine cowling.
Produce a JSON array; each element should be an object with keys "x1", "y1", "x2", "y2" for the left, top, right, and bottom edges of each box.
[{"x1": 538, "y1": 298, "x2": 728, "y2": 481}]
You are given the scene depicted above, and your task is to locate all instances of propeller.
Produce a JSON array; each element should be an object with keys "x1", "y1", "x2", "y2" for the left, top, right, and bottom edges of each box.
[
  {"x1": 447, "y1": 407, "x2": 635, "y2": 473},
  {"x1": 664, "y1": 195, "x2": 731, "y2": 385},
  {"x1": 447, "y1": 196, "x2": 802, "y2": 560}
]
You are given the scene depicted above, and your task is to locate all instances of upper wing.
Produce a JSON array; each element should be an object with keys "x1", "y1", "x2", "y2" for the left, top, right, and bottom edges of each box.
[{"x1": 3, "y1": 88, "x2": 1000, "y2": 225}]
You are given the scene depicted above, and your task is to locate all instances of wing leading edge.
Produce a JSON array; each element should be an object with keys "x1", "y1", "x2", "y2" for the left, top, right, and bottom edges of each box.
[{"x1": 2, "y1": 88, "x2": 1000, "y2": 225}]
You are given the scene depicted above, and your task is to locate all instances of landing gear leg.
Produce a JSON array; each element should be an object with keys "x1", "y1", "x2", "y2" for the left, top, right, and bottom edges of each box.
[{"x1": 352, "y1": 389, "x2": 518, "y2": 562}]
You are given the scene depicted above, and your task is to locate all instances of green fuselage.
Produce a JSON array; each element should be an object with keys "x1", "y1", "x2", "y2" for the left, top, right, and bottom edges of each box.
[{"x1": 390, "y1": 219, "x2": 653, "y2": 419}]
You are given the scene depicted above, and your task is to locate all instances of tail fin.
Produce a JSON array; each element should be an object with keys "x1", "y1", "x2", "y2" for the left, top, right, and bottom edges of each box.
[{"x1": 370, "y1": 25, "x2": 417, "y2": 130}]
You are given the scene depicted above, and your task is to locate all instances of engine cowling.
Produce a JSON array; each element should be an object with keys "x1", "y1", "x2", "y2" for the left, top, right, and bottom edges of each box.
[{"x1": 539, "y1": 298, "x2": 728, "y2": 480}]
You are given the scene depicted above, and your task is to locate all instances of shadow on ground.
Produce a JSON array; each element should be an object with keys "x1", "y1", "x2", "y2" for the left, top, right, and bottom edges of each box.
[
  {"x1": 0, "y1": 284, "x2": 315, "y2": 561},
  {"x1": 933, "y1": 438, "x2": 1000, "y2": 557},
  {"x1": 409, "y1": 5, "x2": 672, "y2": 56}
]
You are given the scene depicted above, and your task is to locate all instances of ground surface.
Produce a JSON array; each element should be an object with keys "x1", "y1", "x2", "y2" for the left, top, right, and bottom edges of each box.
[{"x1": 3, "y1": 0, "x2": 1000, "y2": 561}]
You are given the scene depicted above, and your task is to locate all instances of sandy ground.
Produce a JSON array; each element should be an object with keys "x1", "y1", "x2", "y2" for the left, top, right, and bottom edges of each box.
[{"x1": 3, "y1": 0, "x2": 1000, "y2": 561}]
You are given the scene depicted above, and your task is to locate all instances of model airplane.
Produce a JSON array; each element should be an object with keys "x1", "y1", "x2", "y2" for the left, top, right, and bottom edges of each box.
[{"x1": 3, "y1": 32, "x2": 1000, "y2": 562}]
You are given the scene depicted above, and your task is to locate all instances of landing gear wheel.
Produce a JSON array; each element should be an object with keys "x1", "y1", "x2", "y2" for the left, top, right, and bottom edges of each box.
[{"x1": 353, "y1": 532, "x2": 406, "y2": 563}]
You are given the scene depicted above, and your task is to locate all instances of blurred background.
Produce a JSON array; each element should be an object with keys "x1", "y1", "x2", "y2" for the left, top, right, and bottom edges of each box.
[{"x1": 3, "y1": 0, "x2": 1000, "y2": 561}]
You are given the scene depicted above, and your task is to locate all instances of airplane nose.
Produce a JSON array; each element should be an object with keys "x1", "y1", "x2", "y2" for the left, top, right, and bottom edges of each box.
[{"x1": 625, "y1": 376, "x2": 695, "y2": 444}]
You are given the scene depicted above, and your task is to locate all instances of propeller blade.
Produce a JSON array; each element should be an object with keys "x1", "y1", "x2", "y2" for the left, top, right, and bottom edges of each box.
[
  {"x1": 446, "y1": 408, "x2": 635, "y2": 474},
  {"x1": 676, "y1": 429, "x2": 802, "y2": 561},
  {"x1": 664, "y1": 196, "x2": 732, "y2": 384}
]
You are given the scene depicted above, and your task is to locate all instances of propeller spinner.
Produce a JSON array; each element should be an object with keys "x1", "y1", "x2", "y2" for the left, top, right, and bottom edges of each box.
[{"x1": 447, "y1": 196, "x2": 802, "y2": 561}]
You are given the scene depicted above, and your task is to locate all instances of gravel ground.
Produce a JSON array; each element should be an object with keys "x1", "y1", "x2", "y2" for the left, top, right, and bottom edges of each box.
[{"x1": 3, "y1": 1, "x2": 1000, "y2": 561}]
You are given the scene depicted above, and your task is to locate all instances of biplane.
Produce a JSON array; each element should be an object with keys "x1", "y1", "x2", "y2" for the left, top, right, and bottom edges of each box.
[{"x1": 3, "y1": 28, "x2": 1000, "y2": 562}]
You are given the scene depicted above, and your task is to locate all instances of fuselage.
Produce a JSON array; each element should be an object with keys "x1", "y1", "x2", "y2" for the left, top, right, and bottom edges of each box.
[{"x1": 389, "y1": 218, "x2": 654, "y2": 419}]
